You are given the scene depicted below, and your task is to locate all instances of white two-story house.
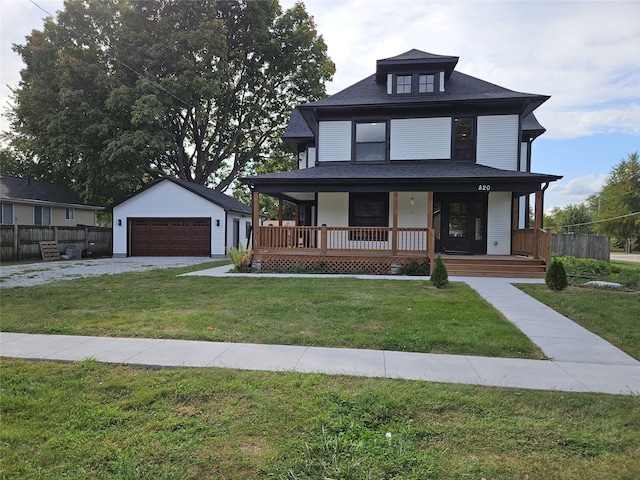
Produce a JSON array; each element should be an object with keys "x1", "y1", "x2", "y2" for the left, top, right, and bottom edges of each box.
[{"x1": 242, "y1": 50, "x2": 561, "y2": 276}]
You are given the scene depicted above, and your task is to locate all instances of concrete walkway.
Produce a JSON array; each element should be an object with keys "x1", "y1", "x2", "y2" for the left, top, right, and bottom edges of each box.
[{"x1": 2, "y1": 265, "x2": 639, "y2": 395}]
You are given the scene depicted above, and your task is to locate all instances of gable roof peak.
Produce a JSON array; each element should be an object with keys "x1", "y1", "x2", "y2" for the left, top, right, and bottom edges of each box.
[{"x1": 376, "y1": 49, "x2": 459, "y2": 82}]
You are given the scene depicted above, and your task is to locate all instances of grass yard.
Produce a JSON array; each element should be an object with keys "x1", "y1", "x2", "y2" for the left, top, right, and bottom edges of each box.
[
  {"x1": 0, "y1": 265, "x2": 544, "y2": 359},
  {"x1": 518, "y1": 284, "x2": 640, "y2": 360},
  {"x1": 2, "y1": 358, "x2": 639, "y2": 479}
]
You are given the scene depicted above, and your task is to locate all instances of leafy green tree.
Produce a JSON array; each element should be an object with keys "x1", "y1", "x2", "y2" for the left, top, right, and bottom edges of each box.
[
  {"x1": 544, "y1": 203, "x2": 594, "y2": 234},
  {"x1": 588, "y1": 152, "x2": 640, "y2": 247},
  {"x1": 7, "y1": 0, "x2": 334, "y2": 205}
]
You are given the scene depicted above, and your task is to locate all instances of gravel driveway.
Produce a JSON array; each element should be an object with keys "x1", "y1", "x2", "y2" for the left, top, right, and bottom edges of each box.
[{"x1": 0, "y1": 257, "x2": 223, "y2": 288}]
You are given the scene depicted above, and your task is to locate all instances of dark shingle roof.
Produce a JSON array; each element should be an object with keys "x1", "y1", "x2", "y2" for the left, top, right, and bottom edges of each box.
[
  {"x1": 282, "y1": 108, "x2": 314, "y2": 140},
  {"x1": 243, "y1": 162, "x2": 561, "y2": 193},
  {"x1": 303, "y1": 71, "x2": 548, "y2": 112},
  {"x1": 0, "y1": 175, "x2": 99, "y2": 207},
  {"x1": 113, "y1": 177, "x2": 251, "y2": 214},
  {"x1": 375, "y1": 49, "x2": 459, "y2": 82}
]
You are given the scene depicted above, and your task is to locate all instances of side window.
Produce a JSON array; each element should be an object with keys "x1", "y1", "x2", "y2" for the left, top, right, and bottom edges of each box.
[
  {"x1": 1, "y1": 202, "x2": 14, "y2": 225},
  {"x1": 354, "y1": 122, "x2": 387, "y2": 162},
  {"x1": 65, "y1": 208, "x2": 75, "y2": 220},
  {"x1": 34, "y1": 206, "x2": 52, "y2": 225},
  {"x1": 453, "y1": 117, "x2": 476, "y2": 161}
]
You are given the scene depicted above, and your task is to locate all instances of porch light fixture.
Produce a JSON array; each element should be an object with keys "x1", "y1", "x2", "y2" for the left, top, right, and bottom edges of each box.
[
  {"x1": 216, "y1": 219, "x2": 220, "y2": 227},
  {"x1": 117, "y1": 219, "x2": 122, "y2": 226},
  {"x1": 410, "y1": 197, "x2": 415, "y2": 207}
]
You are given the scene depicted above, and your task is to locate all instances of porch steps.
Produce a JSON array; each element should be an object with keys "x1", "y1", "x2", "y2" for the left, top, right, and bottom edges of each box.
[{"x1": 441, "y1": 256, "x2": 546, "y2": 278}]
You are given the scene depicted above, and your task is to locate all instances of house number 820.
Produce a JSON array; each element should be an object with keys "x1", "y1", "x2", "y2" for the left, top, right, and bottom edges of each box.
[{"x1": 477, "y1": 184, "x2": 491, "y2": 191}]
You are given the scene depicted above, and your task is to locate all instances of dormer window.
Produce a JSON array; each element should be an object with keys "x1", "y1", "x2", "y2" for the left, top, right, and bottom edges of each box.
[
  {"x1": 419, "y1": 74, "x2": 435, "y2": 93},
  {"x1": 388, "y1": 73, "x2": 440, "y2": 95},
  {"x1": 396, "y1": 75, "x2": 412, "y2": 94}
]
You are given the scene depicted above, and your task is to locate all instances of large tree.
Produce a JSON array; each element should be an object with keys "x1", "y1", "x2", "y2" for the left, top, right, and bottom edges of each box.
[
  {"x1": 7, "y1": 0, "x2": 334, "y2": 204},
  {"x1": 588, "y1": 152, "x2": 640, "y2": 247}
]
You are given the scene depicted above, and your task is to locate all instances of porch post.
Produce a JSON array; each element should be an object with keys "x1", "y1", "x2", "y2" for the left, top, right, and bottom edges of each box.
[
  {"x1": 426, "y1": 192, "x2": 435, "y2": 274},
  {"x1": 534, "y1": 190, "x2": 543, "y2": 230},
  {"x1": 512, "y1": 196, "x2": 519, "y2": 232},
  {"x1": 533, "y1": 190, "x2": 544, "y2": 258},
  {"x1": 278, "y1": 199, "x2": 283, "y2": 226},
  {"x1": 252, "y1": 190, "x2": 260, "y2": 250},
  {"x1": 392, "y1": 192, "x2": 398, "y2": 255},
  {"x1": 294, "y1": 203, "x2": 299, "y2": 226}
]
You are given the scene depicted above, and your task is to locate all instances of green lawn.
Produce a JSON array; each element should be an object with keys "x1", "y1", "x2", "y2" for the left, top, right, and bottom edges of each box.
[
  {"x1": 518, "y1": 284, "x2": 640, "y2": 360},
  {"x1": 2, "y1": 359, "x2": 638, "y2": 479},
  {"x1": 0, "y1": 266, "x2": 543, "y2": 359}
]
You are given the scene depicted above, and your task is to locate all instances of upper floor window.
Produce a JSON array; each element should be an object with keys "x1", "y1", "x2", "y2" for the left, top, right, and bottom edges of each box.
[
  {"x1": 419, "y1": 74, "x2": 435, "y2": 93},
  {"x1": 453, "y1": 117, "x2": 476, "y2": 161},
  {"x1": 354, "y1": 122, "x2": 387, "y2": 162},
  {"x1": 34, "y1": 205, "x2": 52, "y2": 225},
  {"x1": 65, "y1": 208, "x2": 75, "y2": 220},
  {"x1": 396, "y1": 75, "x2": 412, "y2": 94},
  {"x1": 1, "y1": 202, "x2": 14, "y2": 225}
]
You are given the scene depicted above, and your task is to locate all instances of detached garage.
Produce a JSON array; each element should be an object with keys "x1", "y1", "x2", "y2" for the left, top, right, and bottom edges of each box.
[{"x1": 112, "y1": 177, "x2": 252, "y2": 257}]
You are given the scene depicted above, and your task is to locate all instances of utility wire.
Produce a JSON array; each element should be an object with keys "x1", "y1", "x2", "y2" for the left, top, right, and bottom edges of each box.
[{"x1": 561, "y1": 211, "x2": 640, "y2": 229}]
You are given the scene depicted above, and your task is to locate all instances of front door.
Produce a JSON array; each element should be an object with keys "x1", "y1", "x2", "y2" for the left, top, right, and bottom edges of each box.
[{"x1": 435, "y1": 194, "x2": 487, "y2": 254}]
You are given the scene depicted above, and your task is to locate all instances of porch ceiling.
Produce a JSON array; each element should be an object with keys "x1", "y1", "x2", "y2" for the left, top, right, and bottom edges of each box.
[{"x1": 242, "y1": 161, "x2": 562, "y2": 195}]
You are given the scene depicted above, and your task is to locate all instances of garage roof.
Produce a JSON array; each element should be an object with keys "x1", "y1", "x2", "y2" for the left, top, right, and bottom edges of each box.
[{"x1": 113, "y1": 177, "x2": 251, "y2": 214}]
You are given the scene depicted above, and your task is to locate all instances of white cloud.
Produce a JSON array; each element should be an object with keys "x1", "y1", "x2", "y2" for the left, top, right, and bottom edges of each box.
[{"x1": 545, "y1": 173, "x2": 609, "y2": 210}]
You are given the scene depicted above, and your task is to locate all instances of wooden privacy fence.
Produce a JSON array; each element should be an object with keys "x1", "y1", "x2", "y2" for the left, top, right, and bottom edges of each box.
[
  {"x1": 0, "y1": 225, "x2": 112, "y2": 262},
  {"x1": 551, "y1": 233, "x2": 610, "y2": 261}
]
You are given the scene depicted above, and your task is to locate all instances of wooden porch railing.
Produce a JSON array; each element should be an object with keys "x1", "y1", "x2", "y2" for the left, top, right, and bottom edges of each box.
[
  {"x1": 512, "y1": 228, "x2": 551, "y2": 266},
  {"x1": 255, "y1": 225, "x2": 434, "y2": 257}
]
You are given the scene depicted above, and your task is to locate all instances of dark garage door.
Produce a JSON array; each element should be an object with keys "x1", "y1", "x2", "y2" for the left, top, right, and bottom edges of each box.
[{"x1": 130, "y1": 218, "x2": 211, "y2": 256}]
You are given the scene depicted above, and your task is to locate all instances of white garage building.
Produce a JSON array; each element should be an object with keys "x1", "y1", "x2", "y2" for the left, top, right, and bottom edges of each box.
[{"x1": 112, "y1": 177, "x2": 252, "y2": 257}]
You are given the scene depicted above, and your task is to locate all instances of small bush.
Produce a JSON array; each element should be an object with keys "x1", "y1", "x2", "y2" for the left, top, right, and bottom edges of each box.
[
  {"x1": 288, "y1": 262, "x2": 308, "y2": 274},
  {"x1": 546, "y1": 259, "x2": 568, "y2": 291},
  {"x1": 226, "y1": 245, "x2": 252, "y2": 273},
  {"x1": 430, "y1": 255, "x2": 448, "y2": 288},
  {"x1": 311, "y1": 261, "x2": 327, "y2": 273},
  {"x1": 396, "y1": 260, "x2": 430, "y2": 276}
]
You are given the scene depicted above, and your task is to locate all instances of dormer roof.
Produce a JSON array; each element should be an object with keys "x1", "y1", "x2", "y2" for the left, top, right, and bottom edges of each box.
[{"x1": 375, "y1": 49, "x2": 459, "y2": 83}]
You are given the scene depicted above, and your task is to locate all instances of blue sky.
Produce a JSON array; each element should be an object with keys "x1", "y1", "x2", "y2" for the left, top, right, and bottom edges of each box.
[{"x1": 2, "y1": 0, "x2": 639, "y2": 212}]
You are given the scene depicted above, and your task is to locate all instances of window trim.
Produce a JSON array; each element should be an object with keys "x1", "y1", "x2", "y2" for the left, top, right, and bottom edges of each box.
[{"x1": 353, "y1": 121, "x2": 388, "y2": 163}]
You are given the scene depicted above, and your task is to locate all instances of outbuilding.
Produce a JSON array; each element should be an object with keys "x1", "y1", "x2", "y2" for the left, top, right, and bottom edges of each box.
[{"x1": 112, "y1": 177, "x2": 252, "y2": 257}]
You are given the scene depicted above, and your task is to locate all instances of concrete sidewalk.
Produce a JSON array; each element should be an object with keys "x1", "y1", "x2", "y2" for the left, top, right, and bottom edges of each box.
[
  {"x1": 2, "y1": 265, "x2": 639, "y2": 395},
  {"x1": 2, "y1": 332, "x2": 639, "y2": 395}
]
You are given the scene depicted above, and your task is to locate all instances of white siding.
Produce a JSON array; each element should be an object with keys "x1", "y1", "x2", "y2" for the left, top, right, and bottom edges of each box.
[
  {"x1": 396, "y1": 192, "x2": 428, "y2": 227},
  {"x1": 112, "y1": 180, "x2": 225, "y2": 256},
  {"x1": 520, "y1": 142, "x2": 529, "y2": 172},
  {"x1": 476, "y1": 114, "x2": 519, "y2": 170},
  {"x1": 439, "y1": 71, "x2": 445, "y2": 92},
  {"x1": 487, "y1": 191, "x2": 512, "y2": 255},
  {"x1": 317, "y1": 192, "x2": 348, "y2": 227},
  {"x1": 318, "y1": 121, "x2": 351, "y2": 162},
  {"x1": 226, "y1": 212, "x2": 252, "y2": 250},
  {"x1": 390, "y1": 118, "x2": 451, "y2": 160},
  {"x1": 308, "y1": 147, "x2": 316, "y2": 167}
]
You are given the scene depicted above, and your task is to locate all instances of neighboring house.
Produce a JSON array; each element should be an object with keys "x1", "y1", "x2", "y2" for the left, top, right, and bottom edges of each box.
[
  {"x1": 112, "y1": 177, "x2": 252, "y2": 257},
  {"x1": 242, "y1": 49, "x2": 562, "y2": 276},
  {"x1": 0, "y1": 175, "x2": 102, "y2": 226}
]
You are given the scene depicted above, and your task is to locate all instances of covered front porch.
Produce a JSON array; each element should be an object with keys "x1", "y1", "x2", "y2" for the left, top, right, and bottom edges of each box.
[{"x1": 249, "y1": 190, "x2": 551, "y2": 277}]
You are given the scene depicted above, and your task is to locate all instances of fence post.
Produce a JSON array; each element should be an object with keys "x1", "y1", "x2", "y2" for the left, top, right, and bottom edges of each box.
[{"x1": 13, "y1": 224, "x2": 18, "y2": 261}]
